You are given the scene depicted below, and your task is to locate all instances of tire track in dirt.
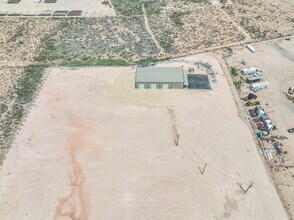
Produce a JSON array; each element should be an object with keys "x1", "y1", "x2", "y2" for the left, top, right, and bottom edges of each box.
[
  {"x1": 219, "y1": 8, "x2": 251, "y2": 44},
  {"x1": 46, "y1": 93, "x2": 91, "y2": 220},
  {"x1": 142, "y1": 3, "x2": 165, "y2": 55}
]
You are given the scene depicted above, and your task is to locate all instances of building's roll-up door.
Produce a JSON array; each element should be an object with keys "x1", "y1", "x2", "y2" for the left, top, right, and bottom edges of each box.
[
  {"x1": 162, "y1": 84, "x2": 169, "y2": 89},
  {"x1": 138, "y1": 83, "x2": 145, "y2": 89},
  {"x1": 150, "y1": 84, "x2": 157, "y2": 89}
]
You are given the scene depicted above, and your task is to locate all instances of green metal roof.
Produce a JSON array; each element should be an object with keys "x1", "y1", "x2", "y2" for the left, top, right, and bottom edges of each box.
[{"x1": 136, "y1": 67, "x2": 184, "y2": 83}]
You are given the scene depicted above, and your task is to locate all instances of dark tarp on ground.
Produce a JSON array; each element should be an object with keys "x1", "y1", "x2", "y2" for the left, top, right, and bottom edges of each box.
[{"x1": 187, "y1": 74, "x2": 211, "y2": 90}]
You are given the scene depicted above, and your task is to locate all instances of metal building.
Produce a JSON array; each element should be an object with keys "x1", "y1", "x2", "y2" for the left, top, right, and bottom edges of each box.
[{"x1": 135, "y1": 67, "x2": 186, "y2": 89}]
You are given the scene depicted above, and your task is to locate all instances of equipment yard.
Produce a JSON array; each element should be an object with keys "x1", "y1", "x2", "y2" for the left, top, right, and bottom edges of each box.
[
  {"x1": 0, "y1": 54, "x2": 288, "y2": 219},
  {"x1": 225, "y1": 39, "x2": 294, "y2": 218}
]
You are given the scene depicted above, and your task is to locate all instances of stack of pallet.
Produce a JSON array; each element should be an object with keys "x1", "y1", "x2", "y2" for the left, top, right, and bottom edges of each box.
[{"x1": 67, "y1": 10, "x2": 82, "y2": 16}]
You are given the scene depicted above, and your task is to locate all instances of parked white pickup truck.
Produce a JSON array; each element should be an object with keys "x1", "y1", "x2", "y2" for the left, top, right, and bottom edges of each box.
[
  {"x1": 241, "y1": 68, "x2": 262, "y2": 75},
  {"x1": 250, "y1": 81, "x2": 269, "y2": 92},
  {"x1": 246, "y1": 75, "x2": 261, "y2": 83}
]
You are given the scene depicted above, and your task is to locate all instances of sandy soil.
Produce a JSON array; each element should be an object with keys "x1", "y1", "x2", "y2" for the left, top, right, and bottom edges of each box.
[
  {"x1": 0, "y1": 54, "x2": 288, "y2": 219},
  {"x1": 226, "y1": 39, "x2": 294, "y2": 218},
  {"x1": 0, "y1": 0, "x2": 115, "y2": 17}
]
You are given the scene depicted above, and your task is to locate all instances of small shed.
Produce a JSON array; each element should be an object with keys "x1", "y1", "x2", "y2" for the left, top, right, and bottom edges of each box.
[{"x1": 135, "y1": 67, "x2": 186, "y2": 89}]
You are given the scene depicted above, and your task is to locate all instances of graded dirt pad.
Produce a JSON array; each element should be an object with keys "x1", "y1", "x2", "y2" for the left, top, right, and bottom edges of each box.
[
  {"x1": 226, "y1": 39, "x2": 294, "y2": 218},
  {"x1": 0, "y1": 55, "x2": 288, "y2": 219}
]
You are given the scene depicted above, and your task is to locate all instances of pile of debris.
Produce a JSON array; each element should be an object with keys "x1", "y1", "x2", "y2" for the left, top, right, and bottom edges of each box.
[
  {"x1": 247, "y1": 104, "x2": 289, "y2": 165},
  {"x1": 248, "y1": 106, "x2": 276, "y2": 137},
  {"x1": 194, "y1": 61, "x2": 217, "y2": 83},
  {"x1": 262, "y1": 135, "x2": 288, "y2": 159}
]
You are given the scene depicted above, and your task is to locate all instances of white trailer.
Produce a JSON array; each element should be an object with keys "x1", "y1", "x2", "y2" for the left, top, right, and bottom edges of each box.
[
  {"x1": 246, "y1": 44, "x2": 256, "y2": 53},
  {"x1": 241, "y1": 67, "x2": 262, "y2": 75},
  {"x1": 250, "y1": 81, "x2": 269, "y2": 92}
]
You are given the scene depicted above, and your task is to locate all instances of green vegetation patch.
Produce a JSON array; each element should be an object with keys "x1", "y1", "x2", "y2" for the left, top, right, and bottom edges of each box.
[
  {"x1": 135, "y1": 57, "x2": 161, "y2": 65},
  {"x1": 229, "y1": 66, "x2": 244, "y2": 90},
  {"x1": 111, "y1": 0, "x2": 143, "y2": 16},
  {"x1": 230, "y1": 66, "x2": 238, "y2": 77},
  {"x1": 0, "y1": 65, "x2": 46, "y2": 160},
  {"x1": 61, "y1": 59, "x2": 129, "y2": 67},
  {"x1": 170, "y1": 11, "x2": 186, "y2": 27},
  {"x1": 234, "y1": 80, "x2": 243, "y2": 90}
]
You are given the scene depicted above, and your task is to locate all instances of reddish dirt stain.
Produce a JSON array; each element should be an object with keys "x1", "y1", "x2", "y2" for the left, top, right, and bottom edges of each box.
[{"x1": 48, "y1": 94, "x2": 93, "y2": 220}]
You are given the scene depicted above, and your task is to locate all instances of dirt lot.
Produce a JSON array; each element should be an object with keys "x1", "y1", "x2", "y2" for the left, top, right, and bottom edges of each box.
[
  {"x1": 0, "y1": 54, "x2": 287, "y2": 219},
  {"x1": 226, "y1": 39, "x2": 294, "y2": 218},
  {"x1": 0, "y1": 0, "x2": 115, "y2": 17}
]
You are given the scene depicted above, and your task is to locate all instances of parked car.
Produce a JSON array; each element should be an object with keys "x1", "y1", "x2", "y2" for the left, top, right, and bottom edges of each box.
[
  {"x1": 246, "y1": 76, "x2": 261, "y2": 84},
  {"x1": 245, "y1": 99, "x2": 260, "y2": 106},
  {"x1": 242, "y1": 93, "x2": 257, "y2": 101}
]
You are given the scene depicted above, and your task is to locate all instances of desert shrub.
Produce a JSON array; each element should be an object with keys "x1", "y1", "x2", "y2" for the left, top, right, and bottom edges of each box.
[
  {"x1": 61, "y1": 59, "x2": 128, "y2": 66},
  {"x1": 234, "y1": 80, "x2": 243, "y2": 90},
  {"x1": 231, "y1": 67, "x2": 238, "y2": 77},
  {"x1": 0, "y1": 65, "x2": 46, "y2": 149}
]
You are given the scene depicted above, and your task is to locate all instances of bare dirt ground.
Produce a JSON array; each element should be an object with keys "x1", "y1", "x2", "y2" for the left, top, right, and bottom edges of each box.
[
  {"x1": 0, "y1": 54, "x2": 288, "y2": 219},
  {"x1": 0, "y1": 0, "x2": 115, "y2": 17},
  {"x1": 226, "y1": 39, "x2": 294, "y2": 218}
]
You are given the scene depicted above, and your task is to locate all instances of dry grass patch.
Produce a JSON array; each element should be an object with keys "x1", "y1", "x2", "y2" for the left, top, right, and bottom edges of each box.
[
  {"x1": 148, "y1": 2, "x2": 245, "y2": 54},
  {"x1": 0, "y1": 19, "x2": 62, "y2": 62},
  {"x1": 0, "y1": 66, "x2": 24, "y2": 98},
  {"x1": 49, "y1": 17, "x2": 159, "y2": 63},
  {"x1": 224, "y1": 0, "x2": 294, "y2": 39}
]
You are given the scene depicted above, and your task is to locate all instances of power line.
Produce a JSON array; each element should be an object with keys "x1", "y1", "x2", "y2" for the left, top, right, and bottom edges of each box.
[{"x1": 178, "y1": 135, "x2": 251, "y2": 186}]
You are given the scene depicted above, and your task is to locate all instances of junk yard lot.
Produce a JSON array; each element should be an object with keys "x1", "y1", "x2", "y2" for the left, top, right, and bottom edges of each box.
[
  {"x1": 225, "y1": 39, "x2": 294, "y2": 218},
  {"x1": 0, "y1": 54, "x2": 288, "y2": 219}
]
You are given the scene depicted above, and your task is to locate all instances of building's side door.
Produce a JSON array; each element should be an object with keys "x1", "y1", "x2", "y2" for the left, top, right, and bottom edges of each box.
[
  {"x1": 150, "y1": 83, "x2": 157, "y2": 89},
  {"x1": 162, "y1": 83, "x2": 169, "y2": 89}
]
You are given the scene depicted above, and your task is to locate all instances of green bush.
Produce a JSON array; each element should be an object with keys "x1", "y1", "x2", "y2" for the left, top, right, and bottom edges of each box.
[
  {"x1": 135, "y1": 57, "x2": 160, "y2": 65},
  {"x1": 230, "y1": 67, "x2": 238, "y2": 77},
  {"x1": 234, "y1": 80, "x2": 243, "y2": 90},
  {"x1": 61, "y1": 59, "x2": 128, "y2": 67}
]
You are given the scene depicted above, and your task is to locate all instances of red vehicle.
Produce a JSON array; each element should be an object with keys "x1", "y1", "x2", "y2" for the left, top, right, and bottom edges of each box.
[{"x1": 256, "y1": 121, "x2": 265, "y2": 127}]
